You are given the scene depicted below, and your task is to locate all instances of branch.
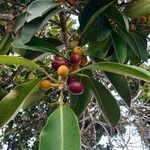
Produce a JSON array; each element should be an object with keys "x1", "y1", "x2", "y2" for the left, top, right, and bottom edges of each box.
[{"x1": 59, "y1": 11, "x2": 70, "y2": 49}]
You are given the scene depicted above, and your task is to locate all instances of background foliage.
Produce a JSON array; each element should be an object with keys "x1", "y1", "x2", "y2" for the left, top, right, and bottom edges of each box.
[{"x1": 0, "y1": 0, "x2": 150, "y2": 149}]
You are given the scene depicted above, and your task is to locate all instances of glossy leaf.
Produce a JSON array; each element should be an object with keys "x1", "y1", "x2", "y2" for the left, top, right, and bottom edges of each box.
[
  {"x1": 124, "y1": 0, "x2": 150, "y2": 19},
  {"x1": 0, "y1": 55, "x2": 48, "y2": 76},
  {"x1": 21, "y1": 17, "x2": 43, "y2": 43},
  {"x1": 26, "y1": 0, "x2": 58, "y2": 22},
  {"x1": 106, "y1": 73, "x2": 131, "y2": 106},
  {"x1": 14, "y1": 12, "x2": 26, "y2": 33},
  {"x1": 39, "y1": 7, "x2": 64, "y2": 30},
  {"x1": 86, "y1": 77, "x2": 120, "y2": 126},
  {"x1": 0, "y1": 79, "x2": 42, "y2": 127},
  {"x1": 97, "y1": 16, "x2": 112, "y2": 41},
  {"x1": 127, "y1": 46, "x2": 141, "y2": 65},
  {"x1": 0, "y1": 34, "x2": 10, "y2": 51},
  {"x1": 111, "y1": 31, "x2": 127, "y2": 63},
  {"x1": 80, "y1": 0, "x2": 114, "y2": 32},
  {"x1": 118, "y1": 28, "x2": 147, "y2": 62},
  {"x1": 117, "y1": 27, "x2": 140, "y2": 57},
  {"x1": 131, "y1": 32, "x2": 148, "y2": 62},
  {"x1": 81, "y1": 27, "x2": 98, "y2": 45},
  {"x1": 39, "y1": 106, "x2": 80, "y2": 150},
  {"x1": 87, "y1": 37, "x2": 111, "y2": 58},
  {"x1": 21, "y1": 8, "x2": 62, "y2": 43},
  {"x1": 0, "y1": 33, "x2": 12, "y2": 55},
  {"x1": 75, "y1": 62, "x2": 150, "y2": 82},
  {"x1": 12, "y1": 37, "x2": 60, "y2": 54},
  {"x1": 81, "y1": 16, "x2": 111, "y2": 45},
  {"x1": 106, "y1": 5, "x2": 129, "y2": 30}
]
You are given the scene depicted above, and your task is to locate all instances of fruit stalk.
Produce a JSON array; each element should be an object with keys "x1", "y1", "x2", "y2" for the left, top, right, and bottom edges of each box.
[{"x1": 58, "y1": 90, "x2": 64, "y2": 106}]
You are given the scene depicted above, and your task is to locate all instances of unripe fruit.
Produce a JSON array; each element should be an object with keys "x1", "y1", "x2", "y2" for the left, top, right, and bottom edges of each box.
[
  {"x1": 40, "y1": 80, "x2": 51, "y2": 90},
  {"x1": 57, "y1": 65, "x2": 69, "y2": 78},
  {"x1": 51, "y1": 59, "x2": 68, "y2": 71},
  {"x1": 73, "y1": 46, "x2": 83, "y2": 55},
  {"x1": 129, "y1": 24, "x2": 136, "y2": 31},
  {"x1": 140, "y1": 16, "x2": 147, "y2": 24},
  {"x1": 147, "y1": 15, "x2": 150, "y2": 22},
  {"x1": 68, "y1": 81, "x2": 84, "y2": 95},
  {"x1": 67, "y1": 76, "x2": 77, "y2": 85},
  {"x1": 80, "y1": 55, "x2": 88, "y2": 66},
  {"x1": 70, "y1": 53, "x2": 81, "y2": 64}
]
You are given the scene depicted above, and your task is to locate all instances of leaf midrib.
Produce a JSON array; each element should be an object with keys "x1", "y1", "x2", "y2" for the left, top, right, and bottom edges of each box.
[{"x1": 60, "y1": 106, "x2": 64, "y2": 150}]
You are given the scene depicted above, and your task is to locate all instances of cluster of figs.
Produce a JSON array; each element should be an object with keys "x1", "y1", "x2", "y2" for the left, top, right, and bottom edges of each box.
[
  {"x1": 129, "y1": 15, "x2": 150, "y2": 31},
  {"x1": 40, "y1": 46, "x2": 88, "y2": 95}
]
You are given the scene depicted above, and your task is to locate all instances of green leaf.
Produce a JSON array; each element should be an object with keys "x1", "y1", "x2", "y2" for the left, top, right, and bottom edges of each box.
[
  {"x1": 79, "y1": 0, "x2": 114, "y2": 32},
  {"x1": 106, "y1": 5, "x2": 129, "y2": 30},
  {"x1": 117, "y1": 27, "x2": 140, "y2": 57},
  {"x1": 81, "y1": 27, "x2": 98, "y2": 45},
  {"x1": 14, "y1": 12, "x2": 26, "y2": 33},
  {"x1": 97, "y1": 16, "x2": 112, "y2": 41},
  {"x1": 106, "y1": 73, "x2": 131, "y2": 106},
  {"x1": 135, "y1": 31, "x2": 148, "y2": 43},
  {"x1": 81, "y1": 16, "x2": 112, "y2": 45},
  {"x1": 12, "y1": 37, "x2": 60, "y2": 54},
  {"x1": 87, "y1": 37, "x2": 111, "y2": 58},
  {"x1": 75, "y1": 62, "x2": 150, "y2": 82},
  {"x1": 70, "y1": 71, "x2": 92, "y2": 116},
  {"x1": 39, "y1": 7, "x2": 64, "y2": 29},
  {"x1": 111, "y1": 31, "x2": 127, "y2": 64},
  {"x1": 124, "y1": 0, "x2": 150, "y2": 19},
  {"x1": 41, "y1": 37, "x2": 62, "y2": 46},
  {"x1": 0, "y1": 91, "x2": 7, "y2": 101},
  {"x1": 131, "y1": 32, "x2": 148, "y2": 62},
  {"x1": 86, "y1": 77, "x2": 120, "y2": 126},
  {"x1": 0, "y1": 33, "x2": 12, "y2": 55},
  {"x1": 0, "y1": 34, "x2": 10, "y2": 51},
  {"x1": 127, "y1": 46, "x2": 141, "y2": 65},
  {"x1": 0, "y1": 55, "x2": 48, "y2": 76},
  {"x1": 118, "y1": 28, "x2": 148, "y2": 62},
  {"x1": 22, "y1": 81, "x2": 44, "y2": 110},
  {"x1": 26, "y1": 0, "x2": 58, "y2": 22},
  {"x1": 21, "y1": 8, "x2": 63, "y2": 43},
  {"x1": 0, "y1": 79, "x2": 42, "y2": 127},
  {"x1": 21, "y1": 17, "x2": 43, "y2": 43},
  {"x1": 39, "y1": 106, "x2": 81, "y2": 150}
]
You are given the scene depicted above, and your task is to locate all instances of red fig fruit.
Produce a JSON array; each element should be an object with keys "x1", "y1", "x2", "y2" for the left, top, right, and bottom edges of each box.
[
  {"x1": 68, "y1": 81, "x2": 84, "y2": 95},
  {"x1": 67, "y1": 76, "x2": 77, "y2": 85},
  {"x1": 51, "y1": 59, "x2": 68, "y2": 71},
  {"x1": 70, "y1": 53, "x2": 81, "y2": 64}
]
